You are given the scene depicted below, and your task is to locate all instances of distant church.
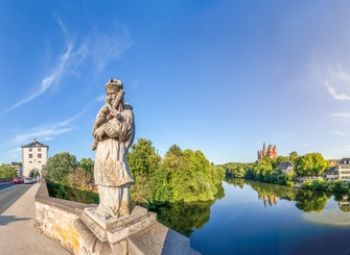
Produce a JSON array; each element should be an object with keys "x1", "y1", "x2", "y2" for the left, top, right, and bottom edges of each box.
[
  {"x1": 21, "y1": 139, "x2": 49, "y2": 177},
  {"x1": 257, "y1": 143, "x2": 277, "y2": 161}
]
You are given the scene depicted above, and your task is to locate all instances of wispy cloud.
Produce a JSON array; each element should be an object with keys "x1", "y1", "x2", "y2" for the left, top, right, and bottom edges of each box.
[
  {"x1": 332, "y1": 112, "x2": 350, "y2": 119},
  {"x1": 6, "y1": 20, "x2": 132, "y2": 112},
  {"x1": 13, "y1": 110, "x2": 83, "y2": 144},
  {"x1": 334, "y1": 130, "x2": 345, "y2": 136},
  {"x1": 6, "y1": 43, "x2": 74, "y2": 112},
  {"x1": 76, "y1": 26, "x2": 132, "y2": 73},
  {"x1": 94, "y1": 94, "x2": 105, "y2": 103},
  {"x1": 0, "y1": 109, "x2": 86, "y2": 163},
  {"x1": 323, "y1": 64, "x2": 350, "y2": 101}
]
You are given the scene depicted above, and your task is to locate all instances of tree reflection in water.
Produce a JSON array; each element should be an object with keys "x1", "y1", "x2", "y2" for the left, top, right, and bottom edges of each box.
[
  {"x1": 295, "y1": 189, "x2": 329, "y2": 212},
  {"x1": 148, "y1": 184, "x2": 225, "y2": 237},
  {"x1": 150, "y1": 202, "x2": 213, "y2": 236},
  {"x1": 148, "y1": 180, "x2": 350, "y2": 236},
  {"x1": 227, "y1": 179, "x2": 332, "y2": 212}
]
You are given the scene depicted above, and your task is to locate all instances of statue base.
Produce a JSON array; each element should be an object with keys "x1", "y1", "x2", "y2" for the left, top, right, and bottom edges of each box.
[{"x1": 81, "y1": 205, "x2": 157, "y2": 244}]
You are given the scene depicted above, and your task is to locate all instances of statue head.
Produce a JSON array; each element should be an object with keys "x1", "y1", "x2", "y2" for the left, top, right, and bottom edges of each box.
[{"x1": 105, "y1": 79, "x2": 124, "y2": 104}]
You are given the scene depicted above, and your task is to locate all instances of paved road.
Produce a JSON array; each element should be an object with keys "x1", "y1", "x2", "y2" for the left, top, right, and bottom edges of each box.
[
  {"x1": 0, "y1": 183, "x2": 70, "y2": 255},
  {"x1": 0, "y1": 183, "x2": 31, "y2": 214}
]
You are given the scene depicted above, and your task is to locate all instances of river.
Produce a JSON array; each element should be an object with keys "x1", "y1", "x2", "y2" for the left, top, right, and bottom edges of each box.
[{"x1": 154, "y1": 180, "x2": 350, "y2": 255}]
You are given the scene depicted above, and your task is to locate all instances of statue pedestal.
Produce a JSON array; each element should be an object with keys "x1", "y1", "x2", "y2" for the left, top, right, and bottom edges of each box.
[{"x1": 80, "y1": 206, "x2": 157, "y2": 244}]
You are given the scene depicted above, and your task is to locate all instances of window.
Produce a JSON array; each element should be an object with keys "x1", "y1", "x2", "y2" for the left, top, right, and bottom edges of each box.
[
  {"x1": 38, "y1": 153, "x2": 42, "y2": 158},
  {"x1": 38, "y1": 161, "x2": 41, "y2": 163},
  {"x1": 29, "y1": 148, "x2": 32, "y2": 152},
  {"x1": 29, "y1": 161, "x2": 32, "y2": 163},
  {"x1": 29, "y1": 154, "x2": 33, "y2": 158},
  {"x1": 38, "y1": 148, "x2": 41, "y2": 152}
]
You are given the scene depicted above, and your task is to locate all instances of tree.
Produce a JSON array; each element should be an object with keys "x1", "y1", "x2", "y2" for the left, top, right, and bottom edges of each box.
[
  {"x1": 0, "y1": 164, "x2": 17, "y2": 179},
  {"x1": 170, "y1": 150, "x2": 217, "y2": 202},
  {"x1": 295, "y1": 153, "x2": 329, "y2": 177},
  {"x1": 289, "y1": 151, "x2": 299, "y2": 165},
  {"x1": 79, "y1": 158, "x2": 94, "y2": 175},
  {"x1": 46, "y1": 152, "x2": 78, "y2": 183},
  {"x1": 127, "y1": 138, "x2": 162, "y2": 202},
  {"x1": 128, "y1": 138, "x2": 161, "y2": 177}
]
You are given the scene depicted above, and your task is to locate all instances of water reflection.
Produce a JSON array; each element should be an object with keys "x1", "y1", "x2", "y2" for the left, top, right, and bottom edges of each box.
[
  {"x1": 228, "y1": 179, "x2": 332, "y2": 212},
  {"x1": 149, "y1": 184, "x2": 224, "y2": 236},
  {"x1": 295, "y1": 190, "x2": 329, "y2": 212},
  {"x1": 152, "y1": 180, "x2": 350, "y2": 237},
  {"x1": 151, "y1": 202, "x2": 213, "y2": 236}
]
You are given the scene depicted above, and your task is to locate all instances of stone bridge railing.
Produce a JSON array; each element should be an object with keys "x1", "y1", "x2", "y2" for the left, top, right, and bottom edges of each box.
[{"x1": 34, "y1": 182, "x2": 200, "y2": 255}]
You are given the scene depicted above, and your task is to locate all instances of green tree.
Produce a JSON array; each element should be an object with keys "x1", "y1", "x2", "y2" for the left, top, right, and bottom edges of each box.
[
  {"x1": 79, "y1": 158, "x2": 94, "y2": 175},
  {"x1": 170, "y1": 150, "x2": 217, "y2": 202},
  {"x1": 295, "y1": 189, "x2": 329, "y2": 212},
  {"x1": 46, "y1": 152, "x2": 78, "y2": 183},
  {"x1": 127, "y1": 138, "x2": 162, "y2": 202},
  {"x1": 289, "y1": 151, "x2": 299, "y2": 165},
  {"x1": 0, "y1": 164, "x2": 17, "y2": 179},
  {"x1": 295, "y1": 153, "x2": 329, "y2": 177}
]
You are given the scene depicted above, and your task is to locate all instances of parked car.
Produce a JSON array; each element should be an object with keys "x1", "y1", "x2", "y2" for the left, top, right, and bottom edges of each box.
[
  {"x1": 24, "y1": 177, "x2": 36, "y2": 184},
  {"x1": 13, "y1": 177, "x2": 24, "y2": 184}
]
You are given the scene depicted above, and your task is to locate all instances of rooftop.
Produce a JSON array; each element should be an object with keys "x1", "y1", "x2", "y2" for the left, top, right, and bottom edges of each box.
[{"x1": 21, "y1": 140, "x2": 49, "y2": 149}]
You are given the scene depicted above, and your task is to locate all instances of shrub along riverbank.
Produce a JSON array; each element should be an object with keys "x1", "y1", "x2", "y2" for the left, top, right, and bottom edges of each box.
[
  {"x1": 222, "y1": 152, "x2": 329, "y2": 186},
  {"x1": 223, "y1": 151, "x2": 350, "y2": 204}
]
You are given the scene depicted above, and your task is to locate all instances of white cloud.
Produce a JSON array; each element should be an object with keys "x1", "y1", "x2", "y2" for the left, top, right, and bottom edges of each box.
[
  {"x1": 6, "y1": 43, "x2": 74, "y2": 112},
  {"x1": 77, "y1": 26, "x2": 132, "y2": 73},
  {"x1": 334, "y1": 130, "x2": 345, "y2": 136},
  {"x1": 6, "y1": 20, "x2": 132, "y2": 112},
  {"x1": 0, "y1": 109, "x2": 86, "y2": 162},
  {"x1": 324, "y1": 64, "x2": 350, "y2": 101},
  {"x1": 332, "y1": 112, "x2": 350, "y2": 119},
  {"x1": 94, "y1": 94, "x2": 105, "y2": 103}
]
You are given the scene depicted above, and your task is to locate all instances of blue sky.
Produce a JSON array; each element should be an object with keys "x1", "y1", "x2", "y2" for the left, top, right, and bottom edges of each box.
[{"x1": 1, "y1": 0, "x2": 350, "y2": 164}]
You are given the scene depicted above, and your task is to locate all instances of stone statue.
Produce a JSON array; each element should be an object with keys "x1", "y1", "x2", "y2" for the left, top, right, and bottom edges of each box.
[{"x1": 92, "y1": 78, "x2": 135, "y2": 219}]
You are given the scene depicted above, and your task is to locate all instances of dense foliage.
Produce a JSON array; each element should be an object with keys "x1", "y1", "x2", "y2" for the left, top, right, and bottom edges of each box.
[
  {"x1": 128, "y1": 139, "x2": 224, "y2": 203},
  {"x1": 45, "y1": 139, "x2": 224, "y2": 205},
  {"x1": 223, "y1": 151, "x2": 329, "y2": 186},
  {"x1": 45, "y1": 139, "x2": 225, "y2": 235},
  {"x1": 295, "y1": 153, "x2": 329, "y2": 177},
  {"x1": 0, "y1": 164, "x2": 17, "y2": 180}
]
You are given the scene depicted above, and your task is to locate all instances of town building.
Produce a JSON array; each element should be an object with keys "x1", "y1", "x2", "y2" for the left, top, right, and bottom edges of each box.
[
  {"x1": 325, "y1": 158, "x2": 350, "y2": 181},
  {"x1": 328, "y1": 159, "x2": 339, "y2": 167},
  {"x1": 21, "y1": 140, "x2": 49, "y2": 177},
  {"x1": 257, "y1": 143, "x2": 277, "y2": 161},
  {"x1": 278, "y1": 162, "x2": 293, "y2": 174},
  {"x1": 337, "y1": 158, "x2": 350, "y2": 180},
  {"x1": 325, "y1": 166, "x2": 338, "y2": 180}
]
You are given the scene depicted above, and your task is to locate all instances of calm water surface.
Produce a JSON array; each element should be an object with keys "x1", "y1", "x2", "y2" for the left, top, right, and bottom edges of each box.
[{"x1": 184, "y1": 180, "x2": 350, "y2": 255}]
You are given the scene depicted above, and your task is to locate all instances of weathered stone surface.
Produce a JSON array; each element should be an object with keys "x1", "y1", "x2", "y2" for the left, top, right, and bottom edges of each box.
[
  {"x1": 35, "y1": 193, "x2": 84, "y2": 254},
  {"x1": 128, "y1": 221, "x2": 201, "y2": 255},
  {"x1": 92, "y1": 78, "x2": 135, "y2": 220},
  {"x1": 81, "y1": 205, "x2": 157, "y2": 243}
]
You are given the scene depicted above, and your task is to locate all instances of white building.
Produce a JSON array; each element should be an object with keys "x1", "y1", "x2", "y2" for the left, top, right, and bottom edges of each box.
[
  {"x1": 325, "y1": 158, "x2": 350, "y2": 181},
  {"x1": 338, "y1": 158, "x2": 350, "y2": 180},
  {"x1": 21, "y1": 140, "x2": 49, "y2": 177}
]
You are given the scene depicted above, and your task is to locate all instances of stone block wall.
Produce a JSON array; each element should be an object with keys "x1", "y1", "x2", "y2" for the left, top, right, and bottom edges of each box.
[
  {"x1": 34, "y1": 182, "x2": 87, "y2": 254},
  {"x1": 34, "y1": 182, "x2": 201, "y2": 255}
]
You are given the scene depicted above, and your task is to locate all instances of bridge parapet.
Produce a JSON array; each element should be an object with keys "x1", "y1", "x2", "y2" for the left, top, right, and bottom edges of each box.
[{"x1": 34, "y1": 182, "x2": 201, "y2": 255}]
